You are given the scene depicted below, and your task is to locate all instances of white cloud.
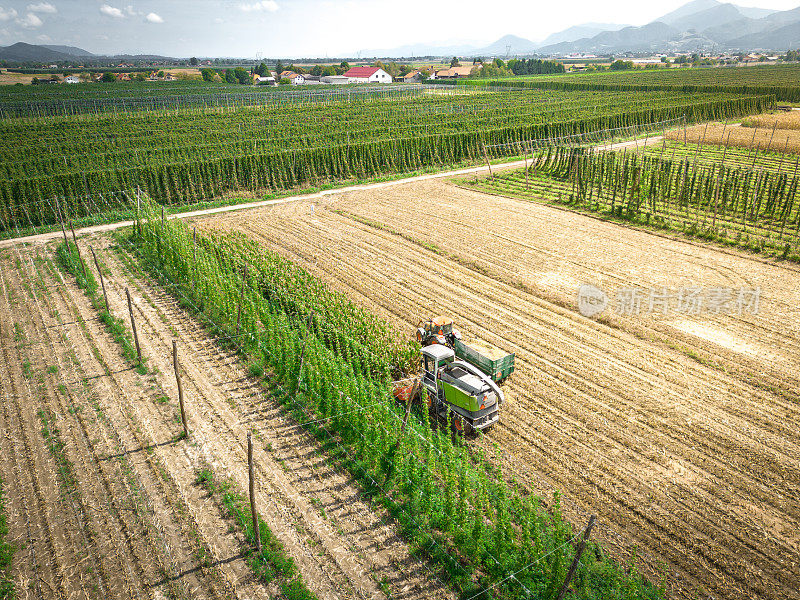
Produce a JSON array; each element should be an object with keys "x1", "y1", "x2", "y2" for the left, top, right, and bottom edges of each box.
[
  {"x1": 239, "y1": 1, "x2": 278, "y2": 12},
  {"x1": 100, "y1": 4, "x2": 124, "y2": 18},
  {"x1": 27, "y1": 2, "x2": 56, "y2": 13},
  {"x1": 214, "y1": 17, "x2": 223, "y2": 23},
  {"x1": 18, "y1": 12, "x2": 42, "y2": 27},
  {"x1": 36, "y1": 33, "x2": 51, "y2": 41},
  {"x1": 0, "y1": 6, "x2": 17, "y2": 21},
  {"x1": 126, "y1": 4, "x2": 136, "y2": 15},
  {"x1": 145, "y1": 11, "x2": 163, "y2": 23}
]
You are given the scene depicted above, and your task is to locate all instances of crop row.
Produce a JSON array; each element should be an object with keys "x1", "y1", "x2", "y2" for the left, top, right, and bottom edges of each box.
[
  {"x1": 456, "y1": 64, "x2": 800, "y2": 102},
  {"x1": 0, "y1": 84, "x2": 433, "y2": 118},
  {"x1": 128, "y1": 194, "x2": 664, "y2": 599},
  {"x1": 0, "y1": 92, "x2": 772, "y2": 233},
  {"x1": 472, "y1": 144, "x2": 800, "y2": 256}
]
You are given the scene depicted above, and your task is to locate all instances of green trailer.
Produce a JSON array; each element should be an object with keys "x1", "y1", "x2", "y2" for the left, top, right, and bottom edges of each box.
[{"x1": 454, "y1": 338, "x2": 515, "y2": 383}]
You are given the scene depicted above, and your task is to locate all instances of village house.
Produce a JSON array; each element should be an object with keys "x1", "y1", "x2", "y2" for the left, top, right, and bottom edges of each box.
[
  {"x1": 401, "y1": 65, "x2": 438, "y2": 82},
  {"x1": 280, "y1": 70, "x2": 305, "y2": 84},
  {"x1": 434, "y1": 65, "x2": 476, "y2": 79},
  {"x1": 343, "y1": 66, "x2": 393, "y2": 83},
  {"x1": 64, "y1": 75, "x2": 81, "y2": 84},
  {"x1": 253, "y1": 74, "x2": 276, "y2": 85}
]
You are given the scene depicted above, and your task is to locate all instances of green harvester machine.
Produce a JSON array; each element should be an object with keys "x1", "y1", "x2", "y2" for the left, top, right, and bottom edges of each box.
[{"x1": 394, "y1": 316, "x2": 515, "y2": 434}]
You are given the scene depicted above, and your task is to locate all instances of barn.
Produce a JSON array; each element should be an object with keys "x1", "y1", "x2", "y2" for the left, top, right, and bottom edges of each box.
[{"x1": 343, "y1": 66, "x2": 393, "y2": 83}]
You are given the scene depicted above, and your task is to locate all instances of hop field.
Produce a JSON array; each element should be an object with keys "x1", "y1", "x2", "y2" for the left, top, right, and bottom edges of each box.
[
  {"x1": 0, "y1": 84, "x2": 771, "y2": 236},
  {"x1": 459, "y1": 63, "x2": 800, "y2": 102}
]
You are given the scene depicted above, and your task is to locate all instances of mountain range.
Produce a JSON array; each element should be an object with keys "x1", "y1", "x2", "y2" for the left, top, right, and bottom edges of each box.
[
  {"x1": 359, "y1": 1, "x2": 800, "y2": 58},
  {"x1": 0, "y1": 41, "x2": 175, "y2": 63},
  {"x1": 537, "y1": 1, "x2": 800, "y2": 54}
]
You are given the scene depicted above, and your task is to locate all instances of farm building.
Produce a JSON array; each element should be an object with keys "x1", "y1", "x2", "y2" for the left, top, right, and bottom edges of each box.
[
  {"x1": 343, "y1": 66, "x2": 393, "y2": 83},
  {"x1": 64, "y1": 75, "x2": 81, "y2": 84},
  {"x1": 280, "y1": 71, "x2": 305, "y2": 85},
  {"x1": 434, "y1": 65, "x2": 476, "y2": 79},
  {"x1": 320, "y1": 75, "x2": 349, "y2": 84}
]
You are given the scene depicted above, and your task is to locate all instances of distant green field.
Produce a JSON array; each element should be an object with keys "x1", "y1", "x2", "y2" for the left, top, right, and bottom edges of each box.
[{"x1": 459, "y1": 63, "x2": 800, "y2": 102}]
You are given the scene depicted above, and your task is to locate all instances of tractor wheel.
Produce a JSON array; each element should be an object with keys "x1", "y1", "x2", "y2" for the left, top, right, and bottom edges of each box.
[{"x1": 450, "y1": 413, "x2": 472, "y2": 437}]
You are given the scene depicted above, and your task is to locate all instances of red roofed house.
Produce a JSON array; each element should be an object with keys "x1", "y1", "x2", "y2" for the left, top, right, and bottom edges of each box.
[{"x1": 343, "y1": 66, "x2": 393, "y2": 83}]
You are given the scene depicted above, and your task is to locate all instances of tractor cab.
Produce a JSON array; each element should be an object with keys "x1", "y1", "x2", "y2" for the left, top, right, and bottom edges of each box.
[
  {"x1": 417, "y1": 315, "x2": 461, "y2": 347},
  {"x1": 421, "y1": 344, "x2": 455, "y2": 389}
]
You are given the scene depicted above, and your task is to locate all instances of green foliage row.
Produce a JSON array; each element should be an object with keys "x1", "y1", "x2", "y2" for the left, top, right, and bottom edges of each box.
[
  {"x1": 459, "y1": 67, "x2": 799, "y2": 101},
  {"x1": 535, "y1": 145, "x2": 800, "y2": 233},
  {"x1": 472, "y1": 145, "x2": 800, "y2": 258},
  {"x1": 456, "y1": 63, "x2": 800, "y2": 102},
  {"x1": 0, "y1": 82, "x2": 426, "y2": 118},
  {"x1": 0, "y1": 91, "x2": 773, "y2": 234},
  {"x1": 129, "y1": 196, "x2": 665, "y2": 600}
]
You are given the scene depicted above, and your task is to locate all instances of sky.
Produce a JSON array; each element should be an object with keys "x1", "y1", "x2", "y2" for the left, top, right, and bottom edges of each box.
[{"x1": 0, "y1": 0, "x2": 798, "y2": 58}]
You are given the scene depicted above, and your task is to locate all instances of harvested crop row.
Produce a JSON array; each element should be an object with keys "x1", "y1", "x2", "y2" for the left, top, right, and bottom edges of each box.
[
  {"x1": 665, "y1": 121, "x2": 800, "y2": 153},
  {"x1": 0, "y1": 245, "x2": 231, "y2": 600},
  {"x1": 195, "y1": 179, "x2": 800, "y2": 600}
]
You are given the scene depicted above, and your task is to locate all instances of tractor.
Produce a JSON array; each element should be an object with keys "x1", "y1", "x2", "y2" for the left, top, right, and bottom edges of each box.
[
  {"x1": 394, "y1": 344, "x2": 503, "y2": 434},
  {"x1": 416, "y1": 316, "x2": 461, "y2": 348}
]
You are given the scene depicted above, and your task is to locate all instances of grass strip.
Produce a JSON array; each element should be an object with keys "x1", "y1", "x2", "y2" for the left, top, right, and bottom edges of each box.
[
  {"x1": 54, "y1": 241, "x2": 147, "y2": 374},
  {"x1": 0, "y1": 476, "x2": 14, "y2": 599},
  {"x1": 194, "y1": 469, "x2": 317, "y2": 600}
]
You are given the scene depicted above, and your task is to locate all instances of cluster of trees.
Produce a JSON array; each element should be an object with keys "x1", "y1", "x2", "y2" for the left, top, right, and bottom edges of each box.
[
  {"x1": 783, "y1": 49, "x2": 800, "y2": 62},
  {"x1": 200, "y1": 66, "x2": 250, "y2": 84},
  {"x1": 609, "y1": 60, "x2": 635, "y2": 71},
  {"x1": 506, "y1": 58, "x2": 565, "y2": 75}
]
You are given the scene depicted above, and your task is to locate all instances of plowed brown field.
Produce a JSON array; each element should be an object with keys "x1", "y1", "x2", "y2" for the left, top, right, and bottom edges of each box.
[
  {"x1": 0, "y1": 236, "x2": 452, "y2": 600},
  {"x1": 195, "y1": 178, "x2": 800, "y2": 600}
]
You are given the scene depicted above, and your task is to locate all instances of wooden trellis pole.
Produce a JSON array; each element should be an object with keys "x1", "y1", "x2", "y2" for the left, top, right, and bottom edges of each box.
[
  {"x1": 55, "y1": 197, "x2": 69, "y2": 247},
  {"x1": 556, "y1": 515, "x2": 596, "y2": 600},
  {"x1": 89, "y1": 246, "x2": 109, "y2": 313},
  {"x1": 482, "y1": 143, "x2": 493, "y2": 179},
  {"x1": 125, "y1": 287, "x2": 142, "y2": 364},
  {"x1": 247, "y1": 432, "x2": 261, "y2": 553},
  {"x1": 172, "y1": 341, "x2": 188, "y2": 438},
  {"x1": 69, "y1": 223, "x2": 87, "y2": 279},
  {"x1": 236, "y1": 264, "x2": 247, "y2": 337},
  {"x1": 524, "y1": 144, "x2": 530, "y2": 190}
]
